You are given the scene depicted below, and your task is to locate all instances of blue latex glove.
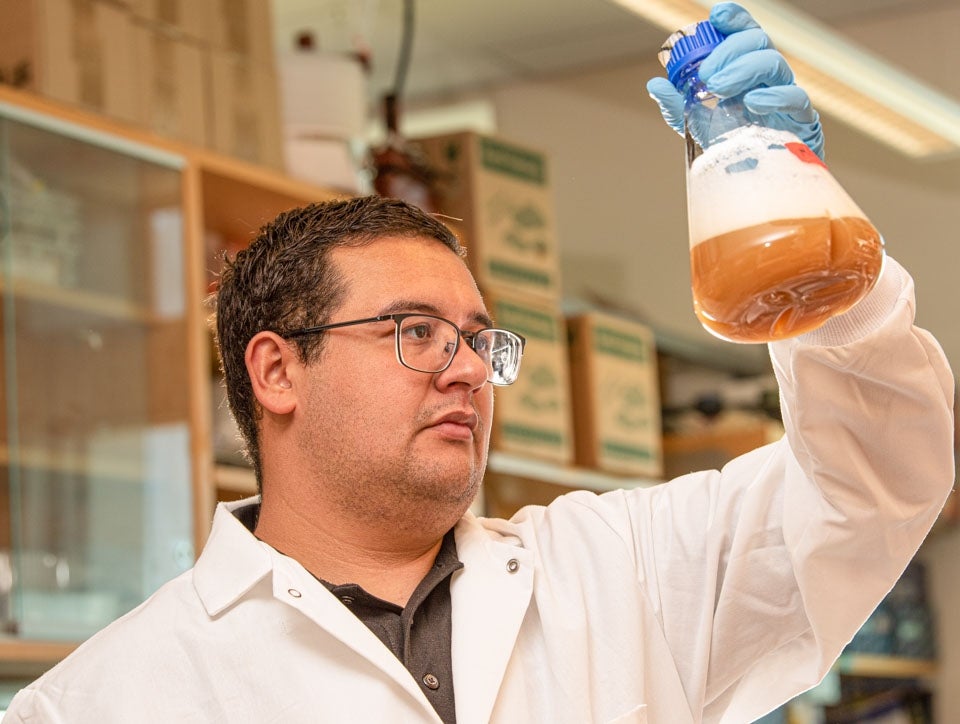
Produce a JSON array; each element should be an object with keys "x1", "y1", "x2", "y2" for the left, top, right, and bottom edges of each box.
[{"x1": 646, "y1": 2, "x2": 824, "y2": 160}]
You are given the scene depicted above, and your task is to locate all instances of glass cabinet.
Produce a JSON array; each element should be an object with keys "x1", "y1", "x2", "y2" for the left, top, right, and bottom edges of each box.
[{"x1": 0, "y1": 106, "x2": 194, "y2": 643}]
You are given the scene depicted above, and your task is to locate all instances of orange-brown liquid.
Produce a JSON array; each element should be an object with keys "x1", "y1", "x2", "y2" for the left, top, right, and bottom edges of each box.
[{"x1": 690, "y1": 216, "x2": 884, "y2": 343}]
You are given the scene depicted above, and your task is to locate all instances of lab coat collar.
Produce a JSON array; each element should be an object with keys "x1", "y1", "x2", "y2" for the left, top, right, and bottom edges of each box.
[
  {"x1": 193, "y1": 499, "x2": 536, "y2": 724},
  {"x1": 194, "y1": 498, "x2": 443, "y2": 719},
  {"x1": 193, "y1": 497, "x2": 273, "y2": 617}
]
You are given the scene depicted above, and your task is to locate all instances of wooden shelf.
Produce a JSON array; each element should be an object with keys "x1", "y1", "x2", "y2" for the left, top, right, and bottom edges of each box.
[
  {"x1": 0, "y1": 445, "x2": 144, "y2": 481},
  {"x1": 837, "y1": 653, "x2": 937, "y2": 679},
  {"x1": 214, "y1": 464, "x2": 257, "y2": 495},
  {"x1": 0, "y1": 639, "x2": 77, "y2": 678},
  {"x1": 487, "y1": 451, "x2": 659, "y2": 493},
  {"x1": 200, "y1": 163, "x2": 343, "y2": 242},
  {"x1": 215, "y1": 454, "x2": 658, "y2": 499},
  {"x1": 0, "y1": 278, "x2": 157, "y2": 324}
]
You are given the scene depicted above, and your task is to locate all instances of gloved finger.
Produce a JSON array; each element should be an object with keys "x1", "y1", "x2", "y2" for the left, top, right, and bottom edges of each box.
[
  {"x1": 744, "y1": 86, "x2": 825, "y2": 160},
  {"x1": 744, "y1": 86, "x2": 817, "y2": 124},
  {"x1": 646, "y1": 76, "x2": 686, "y2": 135},
  {"x1": 708, "y1": 2, "x2": 761, "y2": 34},
  {"x1": 705, "y1": 49, "x2": 794, "y2": 97},
  {"x1": 699, "y1": 28, "x2": 772, "y2": 80}
]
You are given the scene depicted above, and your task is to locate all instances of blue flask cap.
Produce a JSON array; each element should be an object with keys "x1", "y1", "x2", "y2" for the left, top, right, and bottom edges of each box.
[{"x1": 663, "y1": 21, "x2": 726, "y2": 88}]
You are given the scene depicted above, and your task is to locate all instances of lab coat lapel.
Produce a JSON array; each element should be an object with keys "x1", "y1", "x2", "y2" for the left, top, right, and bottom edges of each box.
[
  {"x1": 451, "y1": 514, "x2": 534, "y2": 724},
  {"x1": 269, "y1": 550, "x2": 444, "y2": 722}
]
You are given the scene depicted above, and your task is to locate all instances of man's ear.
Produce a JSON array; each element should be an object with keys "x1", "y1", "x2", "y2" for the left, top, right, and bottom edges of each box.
[{"x1": 245, "y1": 331, "x2": 298, "y2": 415}]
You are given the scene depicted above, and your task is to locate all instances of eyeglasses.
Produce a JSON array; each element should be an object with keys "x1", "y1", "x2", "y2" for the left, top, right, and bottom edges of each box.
[{"x1": 283, "y1": 313, "x2": 526, "y2": 386}]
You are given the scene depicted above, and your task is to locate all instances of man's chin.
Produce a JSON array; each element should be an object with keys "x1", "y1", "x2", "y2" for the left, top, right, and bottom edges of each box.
[
  {"x1": 428, "y1": 472, "x2": 482, "y2": 508},
  {"x1": 400, "y1": 444, "x2": 486, "y2": 502},
  {"x1": 391, "y1": 479, "x2": 479, "y2": 535}
]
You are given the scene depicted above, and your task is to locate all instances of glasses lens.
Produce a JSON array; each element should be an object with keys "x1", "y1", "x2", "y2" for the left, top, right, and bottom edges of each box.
[
  {"x1": 397, "y1": 316, "x2": 523, "y2": 385},
  {"x1": 475, "y1": 329, "x2": 523, "y2": 385},
  {"x1": 397, "y1": 315, "x2": 459, "y2": 373}
]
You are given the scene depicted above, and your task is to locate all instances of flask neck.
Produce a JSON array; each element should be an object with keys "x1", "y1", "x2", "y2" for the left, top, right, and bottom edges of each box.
[
  {"x1": 681, "y1": 67, "x2": 749, "y2": 159},
  {"x1": 682, "y1": 75, "x2": 717, "y2": 111},
  {"x1": 674, "y1": 60, "x2": 708, "y2": 98}
]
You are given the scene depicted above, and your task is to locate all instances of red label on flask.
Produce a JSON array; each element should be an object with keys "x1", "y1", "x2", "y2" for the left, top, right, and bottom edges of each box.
[{"x1": 785, "y1": 142, "x2": 827, "y2": 169}]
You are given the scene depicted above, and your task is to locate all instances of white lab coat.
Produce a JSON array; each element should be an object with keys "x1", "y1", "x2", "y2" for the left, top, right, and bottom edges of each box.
[{"x1": 7, "y1": 258, "x2": 955, "y2": 723}]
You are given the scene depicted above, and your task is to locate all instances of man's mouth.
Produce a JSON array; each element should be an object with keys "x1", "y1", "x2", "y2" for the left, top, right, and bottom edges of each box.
[{"x1": 427, "y1": 410, "x2": 480, "y2": 439}]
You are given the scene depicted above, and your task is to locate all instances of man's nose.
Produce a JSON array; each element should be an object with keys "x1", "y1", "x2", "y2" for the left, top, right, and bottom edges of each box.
[{"x1": 437, "y1": 337, "x2": 488, "y2": 390}]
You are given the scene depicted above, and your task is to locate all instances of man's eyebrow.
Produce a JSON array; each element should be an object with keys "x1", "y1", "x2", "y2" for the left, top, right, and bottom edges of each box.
[
  {"x1": 470, "y1": 311, "x2": 496, "y2": 329},
  {"x1": 379, "y1": 300, "x2": 494, "y2": 328},
  {"x1": 379, "y1": 300, "x2": 443, "y2": 316}
]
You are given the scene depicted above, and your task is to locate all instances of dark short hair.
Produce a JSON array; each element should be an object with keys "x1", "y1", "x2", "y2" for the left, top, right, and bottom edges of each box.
[{"x1": 214, "y1": 195, "x2": 464, "y2": 485}]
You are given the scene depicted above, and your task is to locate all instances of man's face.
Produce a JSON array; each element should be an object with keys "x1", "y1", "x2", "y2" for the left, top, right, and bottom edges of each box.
[{"x1": 292, "y1": 235, "x2": 494, "y2": 529}]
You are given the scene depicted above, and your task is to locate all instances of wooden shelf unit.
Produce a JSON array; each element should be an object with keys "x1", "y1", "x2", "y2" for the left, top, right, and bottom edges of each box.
[
  {"x1": 837, "y1": 653, "x2": 937, "y2": 679},
  {"x1": 0, "y1": 85, "x2": 346, "y2": 680}
]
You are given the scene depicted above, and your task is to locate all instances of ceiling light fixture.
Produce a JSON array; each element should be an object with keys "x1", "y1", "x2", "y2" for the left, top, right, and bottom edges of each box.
[{"x1": 609, "y1": 0, "x2": 960, "y2": 159}]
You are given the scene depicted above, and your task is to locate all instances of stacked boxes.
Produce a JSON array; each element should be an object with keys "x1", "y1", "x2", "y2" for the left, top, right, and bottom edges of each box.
[
  {"x1": 567, "y1": 312, "x2": 663, "y2": 478},
  {"x1": 131, "y1": 17, "x2": 207, "y2": 147},
  {"x1": 205, "y1": 0, "x2": 284, "y2": 168},
  {"x1": 125, "y1": 0, "x2": 209, "y2": 39},
  {"x1": 418, "y1": 132, "x2": 573, "y2": 465},
  {"x1": 0, "y1": 0, "x2": 139, "y2": 124},
  {"x1": 207, "y1": 48, "x2": 284, "y2": 168},
  {"x1": 0, "y1": 0, "x2": 283, "y2": 168},
  {"x1": 419, "y1": 130, "x2": 664, "y2": 477}
]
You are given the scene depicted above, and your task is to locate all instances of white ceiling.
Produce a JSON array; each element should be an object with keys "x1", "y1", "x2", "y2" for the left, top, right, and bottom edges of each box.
[{"x1": 270, "y1": 0, "x2": 952, "y2": 108}]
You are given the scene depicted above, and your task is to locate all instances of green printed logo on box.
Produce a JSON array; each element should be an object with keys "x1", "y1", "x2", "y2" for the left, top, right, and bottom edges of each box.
[
  {"x1": 502, "y1": 423, "x2": 565, "y2": 447},
  {"x1": 594, "y1": 326, "x2": 649, "y2": 363},
  {"x1": 480, "y1": 137, "x2": 547, "y2": 185},
  {"x1": 495, "y1": 301, "x2": 557, "y2": 341},
  {"x1": 488, "y1": 260, "x2": 552, "y2": 288},
  {"x1": 602, "y1": 441, "x2": 654, "y2": 461}
]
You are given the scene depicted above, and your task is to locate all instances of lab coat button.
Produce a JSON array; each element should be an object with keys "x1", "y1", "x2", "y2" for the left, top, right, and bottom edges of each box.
[
  {"x1": 422, "y1": 673, "x2": 440, "y2": 690},
  {"x1": 506, "y1": 558, "x2": 519, "y2": 573},
  {"x1": 287, "y1": 588, "x2": 302, "y2": 598}
]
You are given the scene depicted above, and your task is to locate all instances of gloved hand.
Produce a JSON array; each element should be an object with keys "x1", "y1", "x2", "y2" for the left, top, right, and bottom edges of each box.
[{"x1": 646, "y1": 2, "x2": 824, "y2": 160}]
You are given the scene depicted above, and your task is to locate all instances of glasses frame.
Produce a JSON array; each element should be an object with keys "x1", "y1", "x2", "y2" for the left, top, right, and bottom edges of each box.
[{"x1": 282, "y1": 313, "x2": 526, "y2": 385}]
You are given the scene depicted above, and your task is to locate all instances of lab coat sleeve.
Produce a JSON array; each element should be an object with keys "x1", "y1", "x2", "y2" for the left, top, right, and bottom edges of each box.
[
  {"x1": 3, "y1": 687, "x2": 71, "y2": 723},
  {"x1": 635, "y1": 257, "x2": 954, "y2": 722},
  {"x1": 771, "y1": 256, "x2": 954, "y2": 665}
]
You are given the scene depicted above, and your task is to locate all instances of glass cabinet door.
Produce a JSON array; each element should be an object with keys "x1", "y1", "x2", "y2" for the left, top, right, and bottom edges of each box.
[{"x1": 0, "y1": 108, "x2": 193, "y2": 642}]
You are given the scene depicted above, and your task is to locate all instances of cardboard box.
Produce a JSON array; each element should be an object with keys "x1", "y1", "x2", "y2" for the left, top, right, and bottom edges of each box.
[
  {"x1": 125, "y1": 0, "x2": 209, "y2": 41},
  {"x1": 416, "y1": 132, "x2": 563, "y2": 301},
  {"x1": 662, "y1": 424, "x2": 770, "y2": 480},
  {"x1": 207, "y1": 50, "x2": 284, "y2": 169},
  {"x1": 207, "y1": 0, "x2": 275, "y2": 64},
  {"x1": 485, "y1": 289, "x2": 573, "y2": 465},
  {"x1": 567, "y1": 312, "x2": 663, "y2": 477},
  {"x1": 132, "y1": 19, "x2": 207, "y2": 146},
  {"x1": 0, "y1": 0, "x2": 138, "y2": 123}
]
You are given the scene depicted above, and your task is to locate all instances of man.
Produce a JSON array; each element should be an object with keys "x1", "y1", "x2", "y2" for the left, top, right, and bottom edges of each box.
[{"x1": 6, "y1": 4, "x2": 954, "y2": 723}]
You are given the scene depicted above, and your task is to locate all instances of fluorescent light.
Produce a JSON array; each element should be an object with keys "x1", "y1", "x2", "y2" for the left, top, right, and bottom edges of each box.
[{"x1": 609, "y1": 0, "x2": 960, "y2": 158}]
